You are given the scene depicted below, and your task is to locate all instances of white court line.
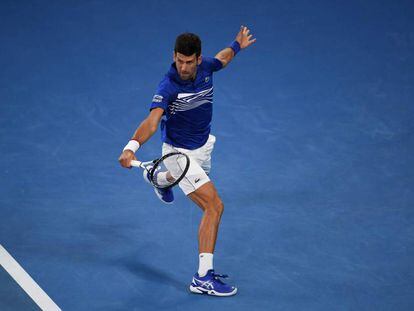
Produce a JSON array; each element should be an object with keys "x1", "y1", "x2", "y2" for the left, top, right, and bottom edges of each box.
[{"x1": 0, "y1": 244, "x2": 61, "y2": 311}]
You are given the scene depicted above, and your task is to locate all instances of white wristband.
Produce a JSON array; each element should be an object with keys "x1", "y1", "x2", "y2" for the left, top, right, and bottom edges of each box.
[{"x1": 123, "y1": 140, "x2": 140, "y2": 153}]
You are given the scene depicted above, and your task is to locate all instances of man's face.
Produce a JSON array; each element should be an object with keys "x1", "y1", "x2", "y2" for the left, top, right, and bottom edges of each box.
[{"x1": 173, "y1": 52, "x2": 202, "y2": 80}]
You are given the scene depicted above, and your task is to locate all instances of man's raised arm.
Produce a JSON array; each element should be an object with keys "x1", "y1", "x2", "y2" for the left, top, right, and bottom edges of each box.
[{"x1": 215, "y1": 25, "x2": 256, "y2": 68}]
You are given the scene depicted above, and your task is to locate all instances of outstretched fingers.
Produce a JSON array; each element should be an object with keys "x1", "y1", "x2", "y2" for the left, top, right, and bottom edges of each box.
[{"x1": 238, "y1": 25, "x2": 256, "y2": 48}]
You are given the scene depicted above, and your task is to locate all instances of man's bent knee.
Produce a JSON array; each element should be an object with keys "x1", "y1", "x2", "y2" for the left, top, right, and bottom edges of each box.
[
  {"x1": 215, "y1": 198, "x2": 224, "y2": 216},
  {"x1": 204, "y1": 196, "x2": 224, "y2": 217},
  {"x1": 188, "y1": 182, "x2": 224, "y2": 216}
]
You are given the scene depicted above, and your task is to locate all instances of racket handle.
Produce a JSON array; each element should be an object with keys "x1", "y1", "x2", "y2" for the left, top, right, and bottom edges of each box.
[{"x1": 130, "y1": 160, "x2": 142, "y2": 167}]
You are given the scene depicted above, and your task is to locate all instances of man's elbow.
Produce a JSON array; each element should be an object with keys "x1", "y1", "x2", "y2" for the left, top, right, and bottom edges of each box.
[
  {"x1": 147, "y1": 108, "x2": 163, "y2": 132},
  {"x1": 218, "y1": 57, "x2": 229, "y2": 68},
  {"x1": 146, "y1": 118, "x2": 159, "y2": 133},
  {"x1": 149, "y1": 124, "x2": 158, "y2": 133},
  {"x1": 140, "y1": 117, "x2": 158, "y2": 134}
]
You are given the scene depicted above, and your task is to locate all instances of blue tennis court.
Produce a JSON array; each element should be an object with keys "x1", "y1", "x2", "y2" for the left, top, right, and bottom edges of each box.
[{"x1": 1, "y1": 0, "x2": 413, "y2": 310}]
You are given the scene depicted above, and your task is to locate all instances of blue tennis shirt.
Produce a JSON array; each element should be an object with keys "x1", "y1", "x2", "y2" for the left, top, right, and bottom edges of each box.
[{"x1": 150, "y1": 56, "x2": 223, "y2": 150}]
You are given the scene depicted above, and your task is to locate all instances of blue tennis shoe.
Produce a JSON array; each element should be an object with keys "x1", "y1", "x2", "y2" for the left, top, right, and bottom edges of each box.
[
  {"x1": 143, "y1": 168, "x2": 174, "y2": 204},
  {"x1": 189, "y1": 270, "x2": 237, "y2": 297}
]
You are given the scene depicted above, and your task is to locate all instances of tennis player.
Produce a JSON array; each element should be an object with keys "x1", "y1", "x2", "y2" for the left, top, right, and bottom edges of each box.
[{"x1": 119, "y1": 26, "x2": 256, "y2": 296}]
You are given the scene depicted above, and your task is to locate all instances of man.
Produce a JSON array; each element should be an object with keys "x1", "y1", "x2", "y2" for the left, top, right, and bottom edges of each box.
[{"x1": 119, "y1": 26, "x2": 256, "y2": 296}]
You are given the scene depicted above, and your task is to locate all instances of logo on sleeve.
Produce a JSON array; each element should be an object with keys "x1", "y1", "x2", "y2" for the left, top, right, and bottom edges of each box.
[
  {"x1": 152, "y1": 95, "x2": 163, "y2": 103},
  {"x1": 205, "y1": 76, "x2": 210, "y2": 83}
]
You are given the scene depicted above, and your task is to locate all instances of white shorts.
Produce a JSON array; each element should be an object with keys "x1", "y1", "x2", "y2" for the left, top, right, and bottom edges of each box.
[{"x1": 162, "y1": 134, "x2": 216, "y2": 195}]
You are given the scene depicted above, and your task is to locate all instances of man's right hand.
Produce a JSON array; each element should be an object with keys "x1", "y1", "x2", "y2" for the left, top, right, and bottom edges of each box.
[{"x1": 118, "y1": 150, "x2": 137, "y2": 169}]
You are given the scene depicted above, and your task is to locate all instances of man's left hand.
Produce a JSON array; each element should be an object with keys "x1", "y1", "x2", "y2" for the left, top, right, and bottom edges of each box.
[{"x1": 236, "y1": 25, "x2": 256, "y2": 49}]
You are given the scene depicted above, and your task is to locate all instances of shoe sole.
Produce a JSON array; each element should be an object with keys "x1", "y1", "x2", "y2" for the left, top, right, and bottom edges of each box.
[{"x1": 189, "y1": 285, "x2": 237, "y2": 297}]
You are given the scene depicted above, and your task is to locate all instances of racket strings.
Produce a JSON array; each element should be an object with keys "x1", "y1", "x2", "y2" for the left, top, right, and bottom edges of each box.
[{"x1": 149, "y1": 153, "x2": 189, "y2": 188}]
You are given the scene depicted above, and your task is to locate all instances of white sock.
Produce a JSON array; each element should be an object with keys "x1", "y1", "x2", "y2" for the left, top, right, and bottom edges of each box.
[
  {"x1": 198, "y1": 253, "x2": 213, "y2": 277},
  {"x1": 156, "y1": 171, "x2": 170, "y2": 187}
]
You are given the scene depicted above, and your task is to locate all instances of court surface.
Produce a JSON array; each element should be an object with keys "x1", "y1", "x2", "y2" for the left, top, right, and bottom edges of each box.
[{"x1": 1, "y1": 0, "x2": 413, "y2": 310}]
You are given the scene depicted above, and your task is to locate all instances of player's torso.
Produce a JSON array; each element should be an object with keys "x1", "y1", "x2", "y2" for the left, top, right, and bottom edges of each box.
[{"x1": 164, "y1": 67, "x2": 215, "y2": 149}]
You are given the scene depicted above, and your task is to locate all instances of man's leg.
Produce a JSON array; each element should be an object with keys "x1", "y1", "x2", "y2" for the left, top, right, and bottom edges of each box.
[
  {"x1": 187, "y1": 181, "x2": 224, "y2": 254},
  {"x1": 187, "y1": 181, "x2": 237, "y2": 296}
]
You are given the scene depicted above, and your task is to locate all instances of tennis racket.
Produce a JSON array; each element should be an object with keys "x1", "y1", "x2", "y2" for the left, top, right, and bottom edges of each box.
[{"x1": 130, "y1": 151, "x2": 190, "y2": 189}]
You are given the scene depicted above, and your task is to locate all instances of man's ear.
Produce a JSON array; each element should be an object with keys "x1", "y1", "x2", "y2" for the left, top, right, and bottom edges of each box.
[
  {"x1": 173, "y1": 51, "x2": 176, "y2": 62},
  {"x1": 197, "y1": 55, "x2": 202, "y2": 65}
]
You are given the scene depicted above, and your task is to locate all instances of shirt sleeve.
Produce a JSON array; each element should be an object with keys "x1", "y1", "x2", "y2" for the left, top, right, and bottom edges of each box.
[
  {"x1": 150, "y1": 78, "x2": 173, "y2": 113},
  {"x1": 202, "y1": 56, "x2": 223, "y2": 73}
]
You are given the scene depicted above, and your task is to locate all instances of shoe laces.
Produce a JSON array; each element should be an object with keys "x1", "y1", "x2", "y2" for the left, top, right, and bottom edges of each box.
[{"x1": 212, "y1": 273, "x2": 229, "y2": 284}]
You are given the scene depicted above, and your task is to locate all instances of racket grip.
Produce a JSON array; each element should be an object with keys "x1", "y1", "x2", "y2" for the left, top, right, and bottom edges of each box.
[{"x1": 130, "y1": 160, "x2": 142, "y2": 167}]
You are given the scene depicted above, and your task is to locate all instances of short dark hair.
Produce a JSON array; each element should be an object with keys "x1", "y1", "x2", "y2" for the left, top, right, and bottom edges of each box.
[{"x1": 174, "y1": 33, "x2": 201, "y2": 57}]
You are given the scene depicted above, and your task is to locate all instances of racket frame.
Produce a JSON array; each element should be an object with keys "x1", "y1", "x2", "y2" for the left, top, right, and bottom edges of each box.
[{"x1": 130, "y1": 152, "x2": 190, "y2": 189}]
